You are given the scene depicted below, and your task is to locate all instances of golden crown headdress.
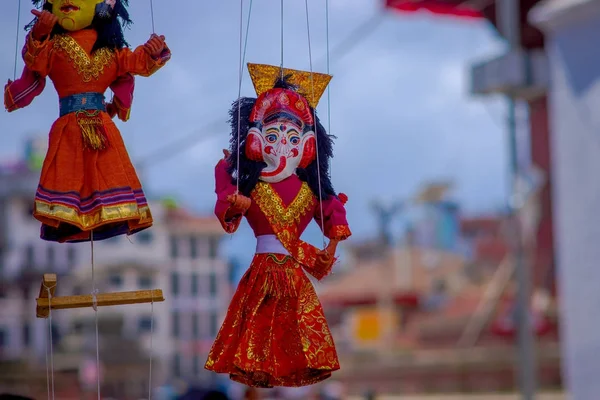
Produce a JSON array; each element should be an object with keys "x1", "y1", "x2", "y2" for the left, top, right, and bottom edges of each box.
[{"x1": 247, "y1": 63, "x2": 332, "y2": 109}]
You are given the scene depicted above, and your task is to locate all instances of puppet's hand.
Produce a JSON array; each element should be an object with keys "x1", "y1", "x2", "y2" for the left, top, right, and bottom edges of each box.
[
  {"x1": 226, "y1": 193, "x2": 251, "y2": 214},
  {"x1": 144, "y1": 34, "x2": 167, "y2": 58},
  {"x1": 216, "y1": 149, "x2": 232, "y2": 170},
  {"x1": 106, "y1": 102, "x2": 117, "y2": 118},
  {"x1": 30, "y1": 10, "x2": 58, "y2": 40},
  {"x1": 315, "y1": 239, "x2": 339, "y2": 270}
]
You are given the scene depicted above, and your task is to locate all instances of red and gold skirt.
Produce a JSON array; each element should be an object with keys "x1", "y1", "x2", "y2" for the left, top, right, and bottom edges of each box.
[{"x1": 205, "y1": 253, "x2": 340, "y2": 388}]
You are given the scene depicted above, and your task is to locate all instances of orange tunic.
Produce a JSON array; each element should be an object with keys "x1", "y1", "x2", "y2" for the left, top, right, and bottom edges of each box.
[{"x1": 22, "y1": 29, "x2": 169, "y2": 242}]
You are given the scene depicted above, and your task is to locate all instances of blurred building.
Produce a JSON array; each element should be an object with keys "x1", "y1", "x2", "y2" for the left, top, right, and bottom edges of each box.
[
  {"x1": 0, "y1": 139, "x2": 230, "y2": 397},
  {"x1": 318, "y1": 207, "x2": 560, "y2": 395}
]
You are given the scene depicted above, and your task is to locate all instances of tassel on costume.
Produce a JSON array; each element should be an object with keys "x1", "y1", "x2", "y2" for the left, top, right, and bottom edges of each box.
[
  {"x1": 261, "y1": 254, "x2": 298, "y2": 298},
  {"x1": 76, "y1": 110, "x2": 109, "y2": 150}
]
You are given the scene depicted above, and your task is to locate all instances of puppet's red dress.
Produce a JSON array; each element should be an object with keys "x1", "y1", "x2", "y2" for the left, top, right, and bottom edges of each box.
[
  {"x1": 21, "y1": 29, "x2": 169, "y2": 242},
  {"x1": 205, "y1": 160, "x2": 352, "y2": 387}
]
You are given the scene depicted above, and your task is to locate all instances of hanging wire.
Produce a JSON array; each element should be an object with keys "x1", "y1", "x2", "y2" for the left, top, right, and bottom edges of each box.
[
  {"x1": 44, "y1": 282, "x2": 56, "y2": 400},
  {"x1": 90, "y1": 230, "x2": 101, "y2": 400},
  {"x1": 280, "y1": 0, "x2": 284, "y2": 78},
  {"x1": 235, "y1": 0, "x2": 245, "y2": 194},
  {"x1": 149, "y1": 0, "x2": 155, "y2": 34},
  {"x1": 135, "y1": 10, "x2": 382, "y2": 170},
  {"x1": 304, "y1": 0, "x2": 327, "y2": 249},
  {"x1": 325, "y1": 0, "x2": 332, "y2": 173},
  {"x1": 235, "y1": 0, "x2": 254, "y2": 193},
  {"x1": 147, "y1": 293, "x2": 155, "y2": 400},
  {"x1": 13, "y1": 0, "x2": 22, "y2": 80}
]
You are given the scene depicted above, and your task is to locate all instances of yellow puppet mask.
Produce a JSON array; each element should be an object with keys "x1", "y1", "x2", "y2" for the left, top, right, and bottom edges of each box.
[{"x1": 47, "y1": 0, "x2": 105, "y2": 31}]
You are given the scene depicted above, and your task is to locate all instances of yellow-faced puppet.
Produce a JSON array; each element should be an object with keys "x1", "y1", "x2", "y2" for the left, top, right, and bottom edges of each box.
[{"x1": 47, "y1": 0, "x2": 108, "y2": 31}]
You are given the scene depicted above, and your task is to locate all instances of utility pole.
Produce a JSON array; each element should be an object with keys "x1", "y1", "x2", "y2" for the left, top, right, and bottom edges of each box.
[
  {"x1": 370, "y1": 200, "x2": 404, "y2": 248},
  {"x1": 496, "y1": 0, "x2": 537, "y2": 398},
  {"x1": 370, "y1": 199, "x2": 404, "y2": 360}
]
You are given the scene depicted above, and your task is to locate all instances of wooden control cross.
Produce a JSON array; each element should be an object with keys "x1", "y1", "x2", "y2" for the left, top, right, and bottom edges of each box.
[{"x1": 36, "y1": 273, "x2": 165, "y2": 318}]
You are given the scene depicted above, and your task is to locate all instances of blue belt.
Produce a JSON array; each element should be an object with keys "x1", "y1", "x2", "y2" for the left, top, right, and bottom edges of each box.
[{"x1": 59, "y1": 92, "x2": 106, "y2": 117}]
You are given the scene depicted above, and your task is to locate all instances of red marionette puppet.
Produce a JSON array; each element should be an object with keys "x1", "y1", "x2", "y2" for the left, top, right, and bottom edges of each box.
[
  {"x1": 205, "y1": 64, "x2": 352, "y2": 388},
  {"x1": 3, "y1": 0, "x2": 170, "y2": 243}
]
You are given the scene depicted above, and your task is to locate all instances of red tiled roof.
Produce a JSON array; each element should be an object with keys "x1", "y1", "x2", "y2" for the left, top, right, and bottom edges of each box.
[
  {"x1": 319, "y1": 248, "x2": 464, "y2": 307},
  {"x1": 460, "y1": 216, "x2": 503, "y2": 234},
  {"x1": 164, "y1": 208, "x2": 223, "y2": 234}
]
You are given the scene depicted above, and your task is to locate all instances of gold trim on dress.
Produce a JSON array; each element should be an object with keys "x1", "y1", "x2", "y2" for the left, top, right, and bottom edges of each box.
[
  {"x1": 252, "y1": 181, "x2": 315, "y2": 228},
  {"x1": 34, "y1": 200, "x2": 152, "y2": 231},
  {"x1": 53, "y1": 34, "x2": 114, "y2": 82}
]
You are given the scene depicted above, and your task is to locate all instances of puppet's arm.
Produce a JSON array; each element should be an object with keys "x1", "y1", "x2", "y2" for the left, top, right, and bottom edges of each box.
[
  {"x1": 106, "y1": 73, "x2": 135, "y2": 121},
  {"x1": 314, "y1": 193, "x2": 352, "y2": 241},
  {"x1": 22, "y1": 32, "x2": 53, "y2": 78},
  {"x1": 304, "y1": 194, "x2": 352, "y2": 280},
  {"x1": 22, "y1": 11, "x2": 57, "y2": 78},
  {"x1": 116, "y1": 35, "x2": 171, "y2": 77},
  {"x1": 214, "y1": 154, "x2": 248, "y2": 234},
  {"x1": 4, "y1": 65, "x2": 46, "y2": 112}
]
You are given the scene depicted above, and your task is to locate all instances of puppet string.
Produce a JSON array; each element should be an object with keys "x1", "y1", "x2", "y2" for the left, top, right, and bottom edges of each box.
[
  {"x1": 147, "y1": 292, "x2": 155, "y2": 400},
  {"x1": 236, "y1": 0, "x2": 244, "y2": 194},
  {"x1": 149, "y1": 0, "x2": 156, "y2": 34},
  {"x1": 235, "y1": 0, "x2": 254, "y2": 193},
  {"x1": 90, "y1": 230, "x2": 101, "y2": 400},
  {"x1": 13, "y1": 0, "x2": 22, "y2": 80},
  {"x1": 44, "y1": 282, "x2": 56, "y2": 400},
  {"x1": 304, "y1": 0, "x2": 326, "y2": 249},
  {"x1": 325, "y1": 0, "x2": 332, "y2": 158},
  {"x1": 280, "y1": 0, "x2": 284, "y2": 78}
]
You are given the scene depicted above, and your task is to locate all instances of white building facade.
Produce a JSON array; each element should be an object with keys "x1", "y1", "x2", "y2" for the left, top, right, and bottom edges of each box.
[
  {"x1": 0, "y1": 157, "x2": 231, "y2": 389},
  {"x1": 529, "y1": 1, "x2": 600, "y2": 398}
]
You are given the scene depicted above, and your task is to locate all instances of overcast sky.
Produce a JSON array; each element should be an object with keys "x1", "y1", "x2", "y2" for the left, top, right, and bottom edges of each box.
[{"x1": 0, "y1": 1, "x2": 514, "y2": 265}]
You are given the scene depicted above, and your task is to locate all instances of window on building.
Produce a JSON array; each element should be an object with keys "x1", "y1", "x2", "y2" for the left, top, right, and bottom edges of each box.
[
  {"x1": 191, "y1": 273, "x2": 198, "y2": 296},
  {"x1": 193, "y1": 355, "x2": 200, "y2": 376},
  {"x1": 138, "y1": 316, "x2": 153, "y2": 333},
  {"x1": 66, "y1": 246, "x2": 76, "y2": 269},
  {"x1": 138, "y1": 274, "x2": 153, "y2": 289},
  {"x1": 0, "y1": 328, "x2": 7, "y2": 349},
  {"x1": 209, "y1": 312, "x2": 218, "y2": 337},
  {"x1": 20, "y1": 286, "x2": 29, "y2": 300},
  {"x1": 109, "y1": 273, "x2": 122, "y2": 287},
  {"x1": 190, "y1": 236, "x2": 198, "y2": 259},
  {"x1": 137, "y1": 230, "x2": 153, "y2": 244},
  {"x1": 209, "y1": 272, "x2": 217, "y2": 296},
  {"x1": 24, "y1": 244, "x2": 34, "y2": 268},
  {"x1": 22, "y1": 322, "x2": 30, "y2": 347},
  {"x1": 47, "y1": 246, "x2": 55, "y2": 269},
  {"x1": 173, "y1": 353, "x2": 181, "y2": 378},
  {"x1": 192, "y1": 313, "x2": 199, "y2": 339},
  {"x1": 73, "y1": 321, "x2": 85, "y2": 334},
  {"x1": 171, "y1": 272, "x2": 179, "y2": 296},
  {"x1": 140, "y1": 380, "x2": 147, "y2": 397},
  {"x1": 172, "y1": 312, "x2": 180, "y2": 338},
  {"x1": 50, "y1": 323, "x2": 60, "y2": 346},
  {"x1": 170, "y1": 236, "x2": 178, "y2": 259},
  {"x1": 208, "y1": 236, "x2": 219, "y2": 259}
]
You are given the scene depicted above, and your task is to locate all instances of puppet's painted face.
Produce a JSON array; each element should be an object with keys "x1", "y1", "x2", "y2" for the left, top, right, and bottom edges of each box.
[
  {"x1": 245, "y1": 118, "x2": 317, "y2": 183},
  {"x1": 48, "y1": 0, "x2": 105, "y2": 31}
]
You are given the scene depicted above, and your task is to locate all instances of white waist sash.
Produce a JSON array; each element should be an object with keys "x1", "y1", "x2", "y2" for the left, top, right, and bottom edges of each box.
[{"x1": 256, "y1": 234, "x2": 290, "y2": 255}]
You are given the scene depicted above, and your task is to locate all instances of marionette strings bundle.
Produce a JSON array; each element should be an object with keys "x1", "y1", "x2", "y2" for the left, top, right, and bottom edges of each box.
[
  {"x1": 26, "y1": 0, "x2": 133, "y2": 51},
  {"x1": 227, "y1": 75, "x2": 338, "y2": 201}
]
